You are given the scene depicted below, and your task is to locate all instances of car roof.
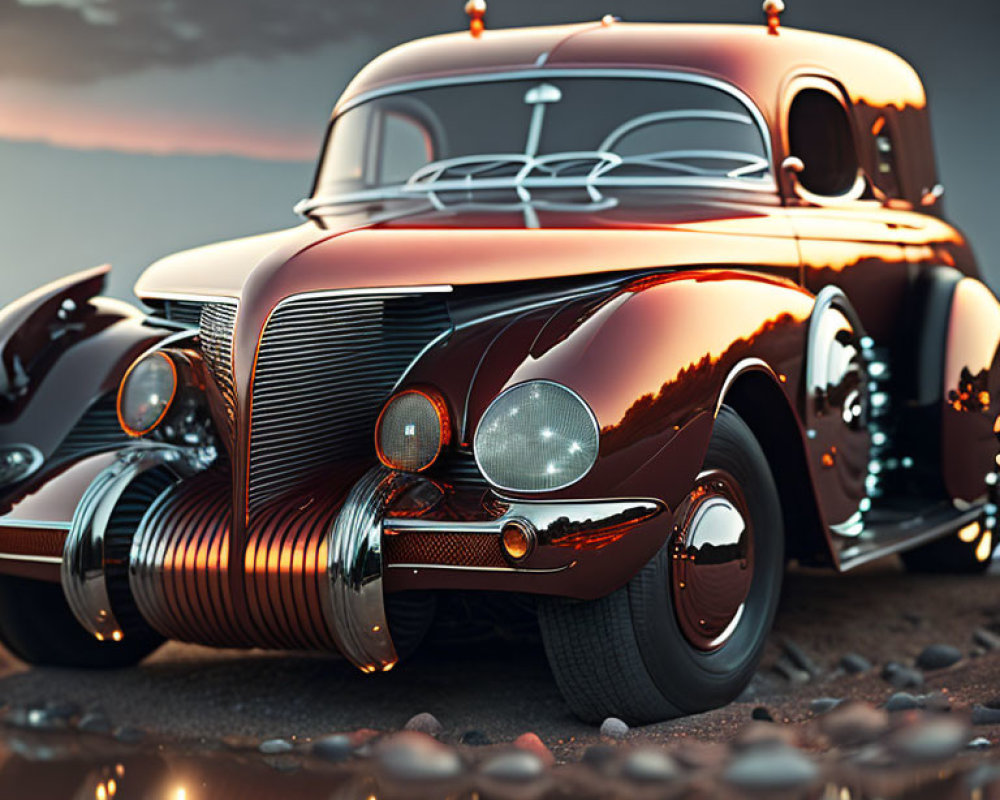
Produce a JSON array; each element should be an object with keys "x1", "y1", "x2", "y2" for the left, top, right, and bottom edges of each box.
[{"x1": 335, "y1": 22, "x2": 927, "y2": 126}]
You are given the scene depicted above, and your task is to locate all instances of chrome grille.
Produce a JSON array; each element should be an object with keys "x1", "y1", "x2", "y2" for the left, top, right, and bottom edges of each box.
[
  {"x1": 248, "y1": 293, "x2": 450, "y2": 512},
  {"x1": 199, "y1": 302, "x2": 238, "y2": 442}
]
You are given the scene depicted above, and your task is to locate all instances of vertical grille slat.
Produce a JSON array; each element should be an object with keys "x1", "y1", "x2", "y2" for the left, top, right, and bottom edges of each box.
[
  {"x1": 247, "y1": 294, "x2": 450, "y2": 512},
  {"x1": 199, "y1": 302, "x2": 239, "y2": 446}
]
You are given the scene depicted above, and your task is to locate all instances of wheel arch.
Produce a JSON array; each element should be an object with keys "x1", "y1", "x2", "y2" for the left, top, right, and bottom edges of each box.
[{"x1": 721, "y1": 366, "x2": 831, "y2": 566}]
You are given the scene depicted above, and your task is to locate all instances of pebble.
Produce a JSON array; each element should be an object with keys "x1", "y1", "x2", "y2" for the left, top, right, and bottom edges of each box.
[
  {"x1": 113, "y1": 726, "x2": 145, "y2": 744},
  {"x1": 916, "y1": 643, "x2": 963, "y2": 671},
  {"x1": 733, "y1": 721, "x2": 798, "y2": 751},
  {"x1": 773, "y1": 656, "x2": 811, "y2": 685},
  {"x1": 820, "y1": 702, "x2": 889, "y2": 746},
  {"x1": 377, "y1": 732, "x2": 463, "y2": 781},
  {"x1": 404, "y1": 712, "x2": 443, "y2": 738},
  {"x1": 971, "y1": 705, "x2": 1000, "y2": 726},
  {"x1": 974, "y1": 628, "x2": 1000, "y2": 651},
  {"x1": 781, "y1": 639, "x2": 822, "y2": 677},
  {"x1": 76, "y1": 712, "x2": 111, "y2": 734},
  {"x1": 882, "y1": 662, "x2": 924, "y2": 689},
  {"x1": 481, "y1": 750, "x2": 545, "y2": 782},
  {"x1": 890, "y1": 718, "x2": 969, "y2": 761},
  {"x1": 885, "y1": 692, "x2": 921, "y2": 712},
  {"x1": 922, "y1": 690, "x2": 952, "y2": 714},
  {"x1": 723, "y1": 746, "x2": 819, "y2": 791},
  {"x1": 513, "y1": 732, "x2": 555, "y2": 767},
  {"x1": 672, "y1": 740, "x2": 728, "y2": 770},
  {"x1": 599, "y1": 717, "x2": 629, "y2": 740},
  {"x1": 312, "y1": 734, "x2": 353, "y2": 763},
  {"x1": 582, "y1": 744, "x2": 616, "y2": 769},
  {"x1": 25, "y1": 708, "x2": 68, "y2": 731},
  {"x1": 621, "y1": 748, "x2": 680, "y2": 783},
  {"x1": 968, "y1": 737, "x2": 993, "y2": 750},
  {"x1": 459, "y1": 729, "x2": 491, "y2": 747},
  {"x1": 258, "y1": 738, "x2": 294, "y2": 755},
  {"x1": 840, "y1": 653, "x2": 873, "y2": 674},
  {"x1": 809, "y1": 697, "x2": 842, "y2": 715}
]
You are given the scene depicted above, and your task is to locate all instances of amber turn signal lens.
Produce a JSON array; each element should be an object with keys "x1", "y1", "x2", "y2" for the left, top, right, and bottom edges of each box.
[
  {"x1": 501, "y1": 521, "x2": 535, "y2": 562},
  {"x1": 116, "y1": 351, "x2": 178, "y2": 437},
  {"x1": 375, "y1": 388, "x2": 451, "y2": 473}
]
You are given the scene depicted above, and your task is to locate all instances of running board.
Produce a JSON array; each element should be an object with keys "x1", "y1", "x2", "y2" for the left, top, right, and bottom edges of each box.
[{"x1": 837, "y1": 503, "x2": 985, "y2": 571}]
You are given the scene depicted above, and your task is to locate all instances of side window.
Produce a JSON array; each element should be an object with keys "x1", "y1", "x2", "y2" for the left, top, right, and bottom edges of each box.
[
  {"x1": 788, "y1": 88, "x2": 860, "y2": 197},
  {"x1": 379, "y1": 112, "x2": 433, "y2": 185}
]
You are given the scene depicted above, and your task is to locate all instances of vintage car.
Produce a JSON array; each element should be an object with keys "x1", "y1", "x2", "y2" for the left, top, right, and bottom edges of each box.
[{"x1": 0, "y1": 6, "x2": 996, "y2": 724}]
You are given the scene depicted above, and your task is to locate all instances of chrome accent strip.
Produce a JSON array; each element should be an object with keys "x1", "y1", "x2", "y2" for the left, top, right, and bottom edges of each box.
[
  {"x1": 389, "y1": 562, "x2": 573, "y2": 575},
  {"x1": 0, "y1": 553, "x2": 62, "y2": 565},
  {"x1": 267, "y1": 287, "x2": 453, "y2": 310},
  {"x1": 322, "y1": 466, "x2": 416, "y2": 673},
  {"x1": 386, "y1": 498, "x2": 662, "y2": 539},
  {"x1": 0, "y1": 519, "x2": 72, "y2": 531},
  {"x1": 472, "y1": 379, "x2": 601, "y2": 495},
  {"x1": 62, "y1": 446, "x2": 198, "y2": 640},
  {"x1": 715, "y1": 357, "x2": 778, "y2": 416},
  {"x1": 139, "y1": 291, "x2": 239, "y2": 305}
]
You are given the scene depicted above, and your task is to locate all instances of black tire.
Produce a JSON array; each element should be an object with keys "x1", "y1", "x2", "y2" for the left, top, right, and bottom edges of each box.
[
  {"x1": 538, "y1": 406, "x2": 784, "y2": 724},
  {"x1": 899, "y1": 530, "x2": 993, "y2": 574},
  {"x1": 0, "y1": 575, "x2": 162, "y2": 668}
]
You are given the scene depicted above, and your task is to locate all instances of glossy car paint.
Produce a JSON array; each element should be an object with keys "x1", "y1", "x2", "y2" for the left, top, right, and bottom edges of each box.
[{"x1": 0, "y1": 22, "x2": 996, "y2": 657}]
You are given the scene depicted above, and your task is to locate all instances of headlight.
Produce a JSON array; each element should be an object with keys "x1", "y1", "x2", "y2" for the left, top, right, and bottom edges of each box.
[
  {"x1": 116, "y1": 351, "x2": 177, "y2": 437},
  {"x1": 375, "y1": 388, "x2": 451, "y2": 472},
  {"x1": 474, "y1": 381, "x2": 599, "y2": 493}
]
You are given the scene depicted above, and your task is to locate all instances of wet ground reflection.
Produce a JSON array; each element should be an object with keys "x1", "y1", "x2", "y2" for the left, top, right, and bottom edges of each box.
[{"x1": 1, "y1": 728, "x2": 999, "y2": 800}]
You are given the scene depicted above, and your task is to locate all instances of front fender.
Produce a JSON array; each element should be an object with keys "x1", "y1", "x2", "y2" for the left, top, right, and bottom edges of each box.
[
  {"x1": 0, "y1": 266, "x2": 174, "y2": 473},
  {"x1": 466, "y1": 270, "x2": 816, "y2": 507}
]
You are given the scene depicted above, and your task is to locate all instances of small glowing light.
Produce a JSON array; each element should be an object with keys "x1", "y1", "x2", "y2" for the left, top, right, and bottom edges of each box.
[
  {"x1": 901, "y1": 457, "x2": 914, "y2": 469},
  {"x1": 174, "y1": 788, "x2": 187, "y2": 800},
  {"x1": 94, "y1": 633, "x2": 105, "y2": 642},
  {"x1": 601, "y1": 14, "x2": 617, "y2": 26},
  {"x1": 778, "y1": 374, "x2": 787, "y2": 383},
  {"x1": 115, "y1": 765, "x2": 124, "y2": 777},
  {"x1": 107, "y1": 779, "x2": 117, "y2": 796},
  {"x1": 540, "y1": 428, "x2": 554, "y2": 440},
  {"x1": 859, "y1": 498, "x2": 872, "y2": 513},
  {"x1": 568, "y1": 442, "x2": 582, "y2": 454},
  {"x1": 860, "y1": 336, "x2": 875, "y2": 350},
  {"x1": 546, "y1": 463, "x2": 558, "y2": 475},
  {"x1": 382, "y1": 661, "x2": 396, "y2": 673},
  {"x1": 869, "y1": 362, "x2": 888, "y2": 378},
  {"x1": 371, "y1": 625, "x2": 381, "y2": 633},
  {"x1": 871, "y1": 392, "x2": 888, "y2": 408},
  {"x1": 959, "y1": 522, "x2": 981, "y2": 543},
  {"x1": 872, "y1": 432, "x2": 888, "y2": 447},
  {"x1": 976, "y1": 529, "x2": 993, "y2": 562},
  {"x1": 96, "y1": 784, "x2": 107, "y2": 800},
  {"x1": 404, "y1": 424, "x2": 416, "y2": 437},
  {"x1": 868, "y1": 461, "x2": 882, "y2": 474},
  {"x1": 111, "y1": 630, "x2": 123, "y2": 642},
  {"x1": 987, "y1": 473, "x2": 998, "y2": 486}
]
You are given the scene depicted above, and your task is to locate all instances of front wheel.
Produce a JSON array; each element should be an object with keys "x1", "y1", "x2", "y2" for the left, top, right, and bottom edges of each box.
[
  {"x1": 538, "y1": 406, "x2": 784, "y2": 724},
  {"x1": 0, "y1": 576, "x2": 162, "y2": 668}
]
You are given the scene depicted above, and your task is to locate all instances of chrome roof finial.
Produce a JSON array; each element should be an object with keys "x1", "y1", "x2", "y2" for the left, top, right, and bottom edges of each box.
[
  {"x1": 763, "y1": 0, "x2": 785, "y2": 36},
  {"x1": 465, "y1": 0, "x2": 487, "y2": 38}
]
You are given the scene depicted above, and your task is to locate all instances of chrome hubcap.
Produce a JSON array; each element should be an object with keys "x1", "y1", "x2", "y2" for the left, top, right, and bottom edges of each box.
[{"x1": 670, "y1": 470, "x2": 754, "y2": 652}]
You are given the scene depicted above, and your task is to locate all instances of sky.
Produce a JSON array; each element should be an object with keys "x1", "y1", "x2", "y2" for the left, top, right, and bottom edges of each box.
[{"x1": 1, "y1": 0, "x2": 998, "y2": 304}]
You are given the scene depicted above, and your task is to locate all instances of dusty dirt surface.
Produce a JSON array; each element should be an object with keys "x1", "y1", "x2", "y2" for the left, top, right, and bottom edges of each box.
[{"x1": 0, "y1": 557, "x2": 997, "y2": 798}]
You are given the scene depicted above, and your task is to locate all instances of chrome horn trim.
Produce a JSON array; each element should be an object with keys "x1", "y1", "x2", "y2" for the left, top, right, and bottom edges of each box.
[
  {"x1": 61, "y1": 445, "x2": 199, "y2": 640},
  {"x1": 322, "y1": 466, "x2": 419, "y2": 673}
]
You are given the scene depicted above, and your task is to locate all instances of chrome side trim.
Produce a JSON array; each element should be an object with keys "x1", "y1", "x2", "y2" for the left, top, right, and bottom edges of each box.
[
  {"x1": 61, "y1": 446, "x2": 198, "y2": 640},
  {"x1": 0, "y1": 519, "x2": 72, "y2": 531},
  {"x1": 385, "y1": 497, "x2": 662, "y2": 542},
  {"x1": 322, "y1": 466, "x2": 418, "y2": 673},
  {"x1": 389, "y1": 562, "x2": 574, "y2": 575},
  {"x1": 715, "y1": 357, "x2": 778, "y2": 416},
  {"x1": 139, "y1": 291, "x2": 239, "y2": 305},
  {"x1": 0, "y1": 553, "x2": 63, "y2": 565}
]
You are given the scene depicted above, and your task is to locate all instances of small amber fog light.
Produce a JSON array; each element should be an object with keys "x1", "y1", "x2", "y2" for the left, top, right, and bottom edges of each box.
[
  {"x1": 375, "y1": 388, "x2": 451, "y2": 472},
  {"x1": 501, "y1": 520, "x2": 536, "y2": 563}
]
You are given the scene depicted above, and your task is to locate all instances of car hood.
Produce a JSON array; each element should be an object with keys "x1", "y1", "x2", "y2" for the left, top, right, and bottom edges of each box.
[{"x1": 133, "y1": 199, "x2": 799, "y2": 303}]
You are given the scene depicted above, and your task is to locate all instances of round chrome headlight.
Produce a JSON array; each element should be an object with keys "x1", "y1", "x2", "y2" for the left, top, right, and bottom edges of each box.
[
  {"x1": 117, "y1": 351, "x2": 177, "y2": 437},
  {"x1": 376, "y1": 388, "x2": 451, "y2": 472},
  {"x1": 474, "y1": 381, "x2": 599, "y2": 493}
]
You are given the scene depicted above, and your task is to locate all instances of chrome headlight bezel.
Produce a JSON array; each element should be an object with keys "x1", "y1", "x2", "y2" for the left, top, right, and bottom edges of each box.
[{"x1": 473, "y1": 380, "x2": 600, "y2": 494}]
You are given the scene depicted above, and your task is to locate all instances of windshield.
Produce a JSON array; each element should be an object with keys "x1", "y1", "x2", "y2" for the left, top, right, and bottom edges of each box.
[{"x1": 303, "y1": 75, "x2": 773, "y2": 213}]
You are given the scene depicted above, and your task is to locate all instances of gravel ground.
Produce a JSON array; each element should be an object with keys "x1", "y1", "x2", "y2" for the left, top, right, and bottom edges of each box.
[{"x1": 0, "y1": 557, "x2": 997, "y2": 798}]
